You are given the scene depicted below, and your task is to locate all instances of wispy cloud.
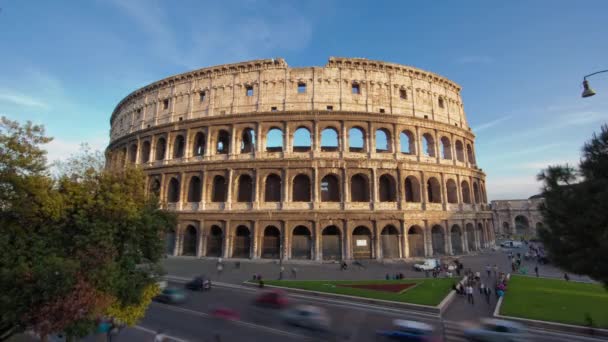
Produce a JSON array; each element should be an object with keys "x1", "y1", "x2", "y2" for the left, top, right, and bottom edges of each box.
[
  {"x1": 559, "y1": 111, "x2": 608, "y2": 126},
  {"x1": 45, "y1": 135, "x2": 108, "y2": 165},
  {"x1": 486, "y1": 175, "x2": 542, "y2": 201},
  {"x1": 456, "y1": 55, "x2": 494, "y2": 64},
  {"x1": 514, "y1": 159, "x2": 579, "y2": 170},
  {"x1": 0, "y1": 91, "x2": 49, "y2": 109},
  {"x1": 473, "y1": 115, "x2": 512, "y2": 132}
]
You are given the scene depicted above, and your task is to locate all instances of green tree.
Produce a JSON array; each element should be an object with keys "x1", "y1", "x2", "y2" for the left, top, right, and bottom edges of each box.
[{"x1": 537, "y1": 124, "x2": 608, "y2": 288}]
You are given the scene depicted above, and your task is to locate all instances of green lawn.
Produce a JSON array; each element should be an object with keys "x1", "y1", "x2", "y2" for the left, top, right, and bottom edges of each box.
[
  {"x1": 256, "y1": 278, "x2": 456, "y2": 306},
  {"x1": 501, "y1": 275, "x2": 608, "y2": 328}
]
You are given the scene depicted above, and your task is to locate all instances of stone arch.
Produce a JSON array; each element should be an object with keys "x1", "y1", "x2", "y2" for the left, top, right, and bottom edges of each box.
[
  {"x1": 381, "y1": 225, "x2": 400, "y2": 259},
  {"x1": 264, "y1": 174, "x2": 282, "y2": 202},
  {"x1": 165, "y1": 227, "x2": 176, "y2": 255},
  {"x1": 455, "y1": 140, "x2": 465, "y2": 162},
  {"x1": 426, "y1": 177, "x2": 441, "y2": 203},
  {"x1": 266, "y1": 127, "x2": 283, "y2": 152},
  {"x1": 379, "y1": 174, "x2": 397, "y2": 202},
  {"x1": 321, "y1": 174, "x2": 340, "y2": 202},
  {"x1": 167, "y1": 177, "x2": 180, "y2": 203},
  {"x1": 291, "y1": 226, "x2": 312, "y2": 260},
  {"x1": 322, "y1": 225, "x2": 341, "y2": 260},
  {"x1": 155, "y1": 137, "x2": 166, "y2": 160},
  {"x1": 350, "y1": 173, "x2": 370, "y2": 202},
  {"x1": 182, "y1": 225, "x2": 198, "y2": 256},
  {"x1": 473, "y1": 182, "x2": 481, "y2": 204},
  {"x1": 400, "y1": 130, "x2": 415, "y2": 154},
  {"x1": 216, "y1": 130, "x2": 230, "y2": 154},
  {"x1": 149, "y1": 177, "x2": 161, "y2": 197},
  {"x1": 262, "y1": 226, "x2": 281, "y2": 259},
  {"x1": 440, "y1": 136, "x2": 452, "y2": 160},
  {"x1": 349, "y1": 127, "x2": 365, "y2": 152},
  {"x1": 173, "y1": 135, "x2": 185, "y2": 159},
  {"x1": 232, "y1": 225, "x2": 251, "y2": 258},
  {"x1": 466, "y1": 143, "x2": 475, "y2": 164},
  {"x1": 408, "y1": 225, "x2": 425, "y2": 257},
  {"x1": 293, "y1": 127, "x2": 311, "y2": 152},
  {"x1": 375, "y1": 128, "x2": 391, "y2": 153},
  {"x1": 187, "y1": 176, "x2": 201, "y2": 202},
  {"x1": 466, "y1": 223, "x2": 476, "y2": 251},
  {"x1": 141, "y1": 140, "x2": 151, "y2": 163},
  {"x1": 461, "y1": 180, "x2": 472, "y2": 204},
  {"x1": 405, "y1": 176, "x2": 421, "y2": 202},
  {"x1": 422, "y1": 133, "x2": 435, "y2": 157},
  {"x1": 192, "y1": 132, "x2": 205, "y2": 156},
  {"x1": 292, "y1": 174, "x2": 311, "y2": 202},
  {"x1": 431, "y1": 225, "x2": 445, "y2": 255},
  {"x1": 237, "y1": 174, "x2": 254, "y2": 202},
  {"x1": 451, "y1": 225, "x2": 463, "y2": 254},
  {"x1": 446, "y1": 179, "x2": 458, "y2": 204},
  {"x1": 212, "y1": 175, "x2": 227, "y2": 202},
  {"x1": 352, "y1": 226, "x2": 372, "y2": 259},
  {"x1": 320, "y1": 127, "x2": 339, "y2": 152},
  {"x1": 515, "y1": 215, "x2": 530, "y2": 236},
  {"x1": 241, "y1": 128, "x2": 255, "y2": 153},
  {"x1": 477, "y1": 223, "x2": 485, "y2": 248},
  {"x1": 129, "y1": 143, "x2": 138, "y2": 163},
  {"x1": 206, "y1": 225, "x2": 223, "y2": 257}
]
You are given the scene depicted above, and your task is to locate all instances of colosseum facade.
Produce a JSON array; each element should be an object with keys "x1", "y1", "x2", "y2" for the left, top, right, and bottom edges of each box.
[{"x1": 106, "y1": 57, "x2": 495, "y2": 261}]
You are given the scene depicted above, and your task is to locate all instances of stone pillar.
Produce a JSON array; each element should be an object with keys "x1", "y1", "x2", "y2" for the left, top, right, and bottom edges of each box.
[
  {"x1": 343, "y1": 221, "x2": 351, "y2": 260},
  {"x1": 434, "y1": 129, "x2": 441, "y2": 163},
  {"x1": 251, "y1": 221, "x2": 259, "y2": 259},
  {"x1": 314, "y1": 221, "x2": 322, "y2": 261},
  {"x1": 444, "y1": 220, "x2": 452, "y2": 255},
  {"x1": 199, "y1": 220, "x2": 206, "y2": 258},
  {"x1": 226, "y1": 169, "x2": 233, "y2": 210},
  {"x1": 179, "y1": 172, "x2": 186, "y2": 210},
  {"x1": 414, "y1": 126, "x2": 421, "y2": 162},
  {"x1": 371, "y1": 168, "x2": 378, "y2": 209},
  {"x1": 341, "y1": 121, "x2": 348, "y2": 154},
  {"x1": 222, "y1": 223, "x2": 231, "y2": 258},
  {"x1": 374, "y1": 222, "x2": 381, "y2": 260},
  {"x1": 281, "y1": 221, "x2": 289, "y2": 260},
  {"x1": 343, "y1": 168, "x2": 350, "y2": 207},
  {"x1": 282, "y1": 168, "x2": 289, "y2": 206},
  {"x1": 313, "y1": 166, "x2": 320, "y2": 209},
  {"x1": 423, "y1": 220, "x2": 431, "y2": 257},
  {"x1": 174, "y1": 223, "x2": 183, "y2": 256},
  {"x1": 440, "y1": 172, "x2": 447, "y2": 211},
  {"x1": 420, "y1": 171, "x2": 427, "y2": 210},
  {"x1": 284, "y1": 121, "x2": 291, "y2": 154},
  {"x1": 205, "y1": 129, "x2": 212, "y2": 158},
  {"x1": 462, "y1": 220, "x2": 469, "y2": 252}
]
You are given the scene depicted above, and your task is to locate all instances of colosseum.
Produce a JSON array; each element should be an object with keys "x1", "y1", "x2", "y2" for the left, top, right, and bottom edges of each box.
[{"x1": 106, "y1": 57, "x2": 495, "y2": 261}]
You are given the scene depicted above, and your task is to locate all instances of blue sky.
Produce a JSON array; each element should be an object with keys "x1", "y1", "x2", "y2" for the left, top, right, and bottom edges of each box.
[{"x1": 1, "y1": 0, "x2": 607, "y2": 200}]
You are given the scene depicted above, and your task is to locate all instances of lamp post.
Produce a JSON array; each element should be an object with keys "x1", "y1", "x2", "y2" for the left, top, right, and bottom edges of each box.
[{"x1": 581, "y1": 70, "x2": 608, "y2": 98}]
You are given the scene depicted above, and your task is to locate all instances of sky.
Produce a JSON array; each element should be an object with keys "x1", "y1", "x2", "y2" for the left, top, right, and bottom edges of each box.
[{"x1": 1, "y1": 0, "x2": 607, "y2": 200}]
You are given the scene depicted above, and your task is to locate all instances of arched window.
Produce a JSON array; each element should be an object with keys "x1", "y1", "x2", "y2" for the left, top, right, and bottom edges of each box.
[
  {"x1": 173, "y1": 135, "x2": 185, "y2": 159},
  {"x1": 440, "y1": 137, "x2": 452, "y2": 160},
  {"x1": 212, "y1": 176, "x2": 227, "y2": 202},
  {"x1": 167, "y1": 178, "x2": 180, "y2": 203},
  {"x1": 473, "y1": 182, "x2": 481, "y2": 203},
  {"x1": 293, "y1": 127, "x2": 311, "y2": 152},
  {"x1": 149, "y1": 178, "x2": 161, "y2": 197},
  {"x1": 408, "y1": 225, "x2": 424, "y2": 257},
  {"x1": 349, "y1": 127, "x2": 365, "y2": 152},
  {"x1": 129, "y1": 144, "x2": 138, "y2": 163},
  {"x1": 266, "y1": 128, "x2": 283, "y2": 152},
  {"x1": 375, "y1": 129, "x2": 390, "y2": 153},
  {"x1": 400, "y1": 130, "x2": 415, "y2": 154},
  {"x1": 427, "y1": 177, "x2": 441, "y2": 203},
  {"x1": 422, "y1": 133, "x2": 435, "y2": 157},
  {"x1": 350, "y1": 174, "x2": 369, "y2": 202},
  {"x1": 455, "y1": 140, "x2": 465, "y2": 162},
  {"x1": 182, "y1": 225, "x2": 197, "y2": 256},
  {"x1": 321, "y1": 127, "x2": 339, "y2": 152},
  {"x1": 446, "y1": 179, "x2": 458, "y2": 203},
  {"x1": 141, "y1": 141, "x2": 151, "y2": 163},
  {"x1": 461, "y1": 181, "x2": 471, "y2": 204},
  {"x1": 466, "y1": 144, "x2": 475, "y2": 164},
  {"x1": 264, "y1": 174, "x2": 281, "y2": 202},
  {"x1": 187, "y1": 176, "x2": 201, "y2": 202},
  {"x1": 217, "y1": 130, "x2": 230, "y2": 154},
  {"x1": 241, "y1": 128, "x2": 255, "y2": 153},
  {"x1": 192, "y1": 132, "x2": 205, "y2": 156},
  {"x1": 379, "y1": 174, "x2": 396, "y2": 202},
  {"x1": 237, "y1": 175, "x2": 253, "y2": 202},
  {"x1": 292, "y1": 174, "x2": 311, "y2": 202},
  {"x1": 405, "y1": 176, "x2": 421, "y2": 202},
  {"x1": 321, "y1": 174, "x2": 340, "y2": 202},
  {"x1": 155, "y1": 137, "x2": 166, "y2": 160}
]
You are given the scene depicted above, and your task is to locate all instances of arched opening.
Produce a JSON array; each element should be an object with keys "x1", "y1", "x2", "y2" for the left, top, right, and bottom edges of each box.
[
  {"x1": 381, "y1": 225, "x2": 399, "y2": 259},
  {"x1": 206, "y1": 225, "x2": 223, "y2": 257},
  {"x1": 237, "y1": 175, "x2": 253, "y2": 202},
  {"x1": 322, "y1": 226, "x2": 341, "y2": 260},
  {"x1": 212, "y1": 176, "x2": 227, "y2": 202},
  {"x1": 320, "y1": 127, "x2": 339, "y2": 152},
  {"x1": 379, "y1": 174, "x2": 396, "y2": 202},
  {"x1": 375, "y1": 129, "x2": 390, "y2": 153},
  {"x1": 451, "y1": 225, "x2": 463, "y2": 254},
  {"x1": 431, "y1": 225, "x2": 445, "y2": 255},
  {"x1": 466, "y1": 144, "x2": 475, "y2": 164},
  {"x1": 292, "y1": 226, "x2": 312, "y2": 260},
  {"x1": 466, "y1": 223, "x2": 476, "y2": 251},
  {"x1": 408, "y1": 226, "x2": 424, "y2": 257},
  {"x1": 461, "y1": 181, "x2": 472, "y2": 204},
  {"x1": 182, "y1": 225, "x2": 197, "y2": 256},
  {"x1": 473, "y1": 182, "x2": 481, "y2": 204},
  {"x1": 293, "y1": 127, "x2": 311, "y2": 152},
  {"x1": 477, "y1": 223, "x2": 486, "y2": 248},
  {"x1": 173, "y1": 135, "x2": 185, "y2": 159},
  {"x1": 149, "y1": 178, "x2": 161, "y2": 197},
  {"x1": 400, "y1": 130, "x2": 415, "y2": 154},
  {"x1": 426, "y1": 177, "x2": 441, "y2": 203},
  {"x1": 266, "y1": 128, "x2": 283, "y2": 152},
  {"x1": 440, "y1": 137, "x2": 452, "y2": 160},
  {"x1": 165, "y1": 227, "x2": 176, "y2": 255},
  {"x1": 155, "y1": 137, "x2": 166, "y2": 160},
  {"x1": 352, "y1": 226, "x2": 372, "y2": 259},
  {"x1": 446, "y1": 179, "x2": 458, "y2": 203},
  {"x1": 264, "y1": 174, "x2": 281, "y2": 202},
  {"x1": 455, "y1": 141, "x2": 465, "y2": 162},
  {"x1": 129, "y1": 144, "x2": 138, "y2": 163},
  {"x1": 187, "y1": 176, "x2": 201, "y2": 202},
  {"x1": 350, "y1": 174, "x2": 370, "y2": 202},
  {"x1": 232, "y1": 225, "x2": 251, "y2": 258},
  {"x1": 262, "y1": 226, "x2": 281, "y2": 259},
  {"x1": 515, "y1": 215, "x2": 530, "y2": 236},
  {"x1": 292, "y1": 174, "x2": 311, "y2": 202},
  {"x1": 422, "y1": 133, "x2": 435, "y2": 157},
  {"x1": 167, "y1": 178, "x2": 180, "y2": 203},
  {"x1": 321, "y1": 174, "x2": 340, "y2": 202},
  {"x1": 141, "y1": 141, "x2": 151, "y2": 163},
  {"x1": 217, "y1": 130, "x2": 230, "y2": 154},
  {"x1": 502, "y1": 222, "x2": 510, "y2": 236},
  {"x1": 241, "y1": 128, "x2": 255, "y2": 153},
  {"x1": 192, "y1": 132, "x2": 205, "y2": 156},
  {"x1": 349, "y1": 127, "x2": 365, "y2": 152},
  {"x1": 405, "y1": 176, "x2": 421, "y2": 202}
]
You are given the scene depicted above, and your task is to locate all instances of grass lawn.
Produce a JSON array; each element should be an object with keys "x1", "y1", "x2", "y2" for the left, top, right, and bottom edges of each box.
[
  {"x1": 500, "y1": 275, "x2": 608, "y2": 328},
  {"x1": 257, "y1": 278, "x2": 456, "y2": 306}
]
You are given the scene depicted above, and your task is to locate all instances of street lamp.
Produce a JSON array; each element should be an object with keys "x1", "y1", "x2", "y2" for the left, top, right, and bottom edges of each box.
[{"x1": 581, "y1": 70, "x2": 608, "y2": 98}]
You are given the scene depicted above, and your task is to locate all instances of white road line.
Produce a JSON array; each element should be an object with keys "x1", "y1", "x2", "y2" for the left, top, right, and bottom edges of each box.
[{"x1": 133, "y1": 325, "x2": 189, "y2": 342}]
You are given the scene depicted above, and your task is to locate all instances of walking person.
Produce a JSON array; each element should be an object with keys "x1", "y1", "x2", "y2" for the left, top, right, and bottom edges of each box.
[
  {"x1": 279, "y1": 265, "x2": 284, "y2": 280},
  {"x1": 534, "y1": 265, "x2": 539, "y2": 277},
  {"x1": 493, "y1": 264, "x2": 498, "y2": 277},
  {"x1": 479, "y1": 282, "x2": 485, "y2": 295},
  {"x1": 485, "y1": 264, "x2": 491, "y2": 278},
  {"x1": 484, "y1": 287, "x2": 491, "y2": 304},
  {"x1": 466, "y1": 284, "x2": 474, "y2": 305},
  {"x1": 217, "y1": 262, "x2": 223, "y2": 277},
  {"x1": 291, "y1": 267, "x2": 297, "y2": 279}
]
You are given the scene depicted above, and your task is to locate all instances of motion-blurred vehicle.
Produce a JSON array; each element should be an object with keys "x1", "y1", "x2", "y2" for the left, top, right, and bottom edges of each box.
[
  {"x1": 154, "y1": 287, "x2": 186, "y2": 304},
  {"x1": 463, "y1": 318, "x2": 528, "y2": 342},
  {"x1": 211, "y1": 307, "x2": 240, "y2": 320},
  {"x1": 376, "y1": 319, "x2": 440, "y2": 341},
  {"x1": 500, "y1": 240, "x2": 523, "y2": 248},
  {"x1": 185, "y1": 275, "x2": 211, "y2": 291},
  {"x1": 414, "y1": 259, "x2": 440, "y2": 271},
  {"x1": 254, "y1": 290, "x2": 289, "y2": 309},
  {"x1": 282, "y1": 305, "x2": 331, "y2": 332}
]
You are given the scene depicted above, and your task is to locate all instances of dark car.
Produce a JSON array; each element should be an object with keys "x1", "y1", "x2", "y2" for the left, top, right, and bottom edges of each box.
[
  {"x1": 254, "y1": 290, "x2": 289, "y2": 309},
  {"x1": 185, "y1": 276, "x2": 212, "y2": 291},
  {"x1": 154, "y1": 287, "x2": 186, "y2": 304}
]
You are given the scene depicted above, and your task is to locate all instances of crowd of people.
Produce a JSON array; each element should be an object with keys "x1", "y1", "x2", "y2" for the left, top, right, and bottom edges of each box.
[{"x1": 453, "y1": 266, "x2": 509, "y2": 306}]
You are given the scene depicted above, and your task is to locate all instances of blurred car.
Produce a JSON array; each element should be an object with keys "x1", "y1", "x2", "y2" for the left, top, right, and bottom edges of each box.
[
  {"x1": 376, "y1": 319, "x2": 439, "y2": 341},
  {"x1": 211, "y1": 307, "x2": 240, "y2": 320},
  {"x1": 154, "y1": 287, "x2": 186, "y2": 304},
  {"x1": 185, "y1": 275, "x2": 211, "y2": 291},
  {"x1": 282, "y1": 305, "x2": 331, "y2": 332},
  {"x1": 413, "y1": 259, "x2": 440, "y2": 271},
  {"x1": 157, "y1": 279, "x2": 168, "y2": 290},
  {"x1": 500, "y1": 240, "x2": 523, "y2": 248},
  {"x1": 463, "y1": 318, "x2": 528, "y2": 341},
  {"x1": 254, "y1": 290, "x2": 289, "y2": 309}
]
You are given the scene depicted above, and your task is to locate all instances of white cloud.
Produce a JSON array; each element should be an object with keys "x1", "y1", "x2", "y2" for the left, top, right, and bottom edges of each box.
[
  {"x1": 456, "y1": 55, "x2": 494, "y2": 64},
  {"x1": 45, "y1": 136, "x2": 108, "y2": 165},
  {"x1": 486, "y1": 175, "x2": 542, "y2": 201},
  {"x1": 473, "y1": 115, "x2": 512, "y2": 132},
  {"x1": 0, "y1": 91, "x2": 49, "y2": 109},
  {"x1": 514, "y1": 159, "x2": 579, "y2": 170},
  {"x1": 559, "y1": 111, "x2": 608, "y2": 126}
]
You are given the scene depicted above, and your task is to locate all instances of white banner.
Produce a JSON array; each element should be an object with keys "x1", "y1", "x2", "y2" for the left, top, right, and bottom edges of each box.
[{"x1": 356, "y1": 239, "x2": 367, "y2": 247}]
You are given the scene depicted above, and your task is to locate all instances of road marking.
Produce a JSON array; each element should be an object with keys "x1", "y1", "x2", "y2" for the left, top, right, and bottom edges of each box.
[{"x1": 133, "y1": 325, "x2": 189, "y2": 342}]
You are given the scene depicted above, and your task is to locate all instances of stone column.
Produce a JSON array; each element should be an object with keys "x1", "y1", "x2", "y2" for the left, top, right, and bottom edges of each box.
[
  {"x1": 313, "y1": 166, "x2": 320, "y2": 209},
  {"x1": 341, "y1": 121, "x2": 348, "y2": 155},
  {"x1": 282, "y1": 168, "x2": 289, "y2": 207},
  {"x1": 342, "y1": 168, "x2": 350, "y2": 207},
  {"x1": 174, "y1": 223, "x2": 183, "y2": 256},
  {"x1": 222, "y1": 223, "x2": 231, "y2": 259},
  {"x1": 374, "y1": 222, "x2": 381, "y2": 260},
  {"x1": 199, "y1": 220, "x2": 206, "y2": 258},
  {"x1": 444, "y1": 220, "x2": 452, "y2": 255},
  {"x1": 420, "y1": 171, "x2": 427, "y2": 210},
  {"x1": 205, "y1": 129, "x2": 212, "y2": 158},
  {"x1": 251, "y1": 221, "x2": 259, "y2": 259},
  {"x1": 423, "y1": 220, "x2": 431, "y2": 257},
  {"x1": 414, "y1": 126, "x2": 421, "y2": 162},
  {"x1": 343, "y1": 221, "x2": 351, "y2": 260},
  {"x1": 434, "y1": 129, "x2": 441, "y2": 163},
  {"x1": 281, "y1": 222, "x2": 289, "y2": 260},
  {"x1": 179, "y1": 172, "x2": 186, "y2": 210},
  {"x1": 284, "y1": 121, "x2": 291, "y2": 154},
  {"x1": 314, "y1": 221, "x2": 322, "y2": 261},
  {"x1": 440, "y1": 172, "x2": 447, "y2": 211},
  {"x1": 371, "y1": 168, "x2": 378, "y2": 210}
]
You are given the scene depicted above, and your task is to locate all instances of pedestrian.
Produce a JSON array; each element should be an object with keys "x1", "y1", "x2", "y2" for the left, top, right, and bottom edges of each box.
[
  {"x1": 291, "y1": 267, "x2": 297, "y2": 278},
  {"x1": 235, "y1": 261, "x2": 241, "y2": 269},
  {"x1": 484, "y1": 287, "x2": 491, "y2": 304},
  {"x1": 493, "y1": 264, "x2": 498, "y2": 277},
  {"x1": 534, "y1": 265, "x2": 539, "y2": 277},
  {"x1": 466, "y1": 284, "x2": 474, "y2": 305},
  {"x1": 475, "y1": 271, "x2": 481, "y2": 282},
  {"x1": 564, "y1": 273, "x2": 570, "y2": 281},
  {"x1": 217, "y1": 263, "x2": 223, "y2": 276},
  {"x1": 279, "y1": 265, "x2": 284, "y2": 280},
  {"x1": 485, "y1": 264, "x2": 491, "y2": 278},
  {"x1": 386, "y1": 274, "x2": 390, "y2": 280},
  {"x1": 511, "y1": 262, "x2": 516, "y2": 272},
  {"x1": 494, "y1": 285, "x2": 500, "y2": 299},
  {"x1": 479, "y1": 282, "x2": 485, "y2": 294},
  {"x1": 399, "y1": 273, "x2": 404, "y2": 280}
]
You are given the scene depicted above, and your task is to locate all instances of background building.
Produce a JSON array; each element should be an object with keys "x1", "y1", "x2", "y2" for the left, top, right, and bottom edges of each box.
[{"x1": 490, "y1": 195, "x2": 545, "y2": 238}]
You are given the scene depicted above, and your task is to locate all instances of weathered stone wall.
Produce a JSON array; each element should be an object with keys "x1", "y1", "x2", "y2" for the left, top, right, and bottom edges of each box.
[{"x1": 490, "y1": 198, "x2": 545, "y2": 237}]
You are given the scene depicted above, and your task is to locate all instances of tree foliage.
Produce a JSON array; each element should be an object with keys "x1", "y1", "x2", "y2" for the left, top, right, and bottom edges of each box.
[
  {"x1": 0, "y1": 117, "x2": 175, "y2": 340},
  {"x1": 537, "y1": 124, "x2": 608, "y2": 288}
]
